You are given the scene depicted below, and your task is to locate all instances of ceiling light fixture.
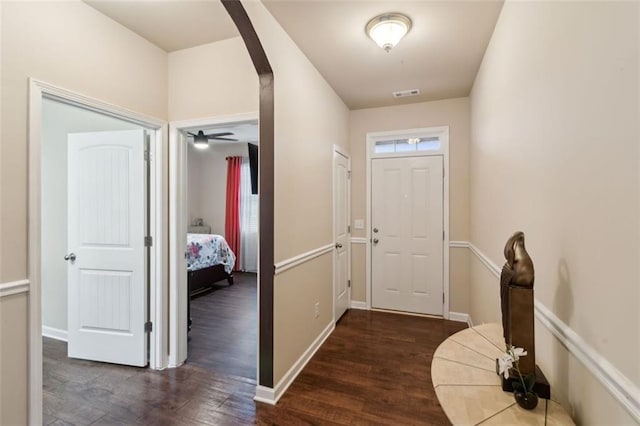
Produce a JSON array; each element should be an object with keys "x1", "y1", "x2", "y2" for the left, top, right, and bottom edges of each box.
[{"x1": 366, "y1": 13, "x2": 412, "y2": 53}]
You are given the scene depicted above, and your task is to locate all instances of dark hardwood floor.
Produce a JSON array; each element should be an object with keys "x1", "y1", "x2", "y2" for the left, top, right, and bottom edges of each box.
[
  {"x1": 188, "y1": 272, "x2": 257, "y2": 379},
  {"x1": 44, "y1": 307, "x2": 466, "y2": 425}
]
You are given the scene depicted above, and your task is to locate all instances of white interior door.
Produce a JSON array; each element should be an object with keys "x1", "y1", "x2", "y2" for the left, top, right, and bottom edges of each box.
[
  {"x1": 371, "y1": 155, "x2": 443, "y2": 315},
  {"x1": 67, "y1": 129, "x2": 148, "y2": 366},
  {"x1": 334, "y1": 150, "x2": 350, "y2": 321}
]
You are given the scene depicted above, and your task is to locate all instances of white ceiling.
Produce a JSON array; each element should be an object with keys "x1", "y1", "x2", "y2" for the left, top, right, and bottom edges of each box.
[
  {"x1": 262, "y1": 0, "x2": 504, "y2": 109},
  {"x1": 84, "y1": 0, "x2": 503, "y2": 110},
  {"x1": 84, "y1": 0, "x2": 239, "y2": 52}
]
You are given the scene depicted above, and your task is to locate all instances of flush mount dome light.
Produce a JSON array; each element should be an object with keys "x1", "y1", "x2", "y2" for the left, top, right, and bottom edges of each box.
[{"x1": 366, "y1": 13, "x2": 412, "y2": 53}]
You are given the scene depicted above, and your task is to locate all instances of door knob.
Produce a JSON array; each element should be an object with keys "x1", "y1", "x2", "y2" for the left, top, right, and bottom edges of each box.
[
  {"x1": 64, "y1": 253, "x2": 77, "y2": 262},
  {"x1": 335, "y1": 243, "x2": 343, "y2": 249},
  {"x1": 373, "y1": 228, "x2": 379, "y2": 233},
  {"x1": 372, "y1": 238, "x2": 379, "y2": 244}
]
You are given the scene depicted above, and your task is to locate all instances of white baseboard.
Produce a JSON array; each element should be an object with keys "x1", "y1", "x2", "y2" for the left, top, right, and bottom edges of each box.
[
  {"x1": 467, "y1": 314, "x2": 474, "y2": 328},
  {"x1": 448, "y1": 311, "x2": 470, "y2": 325},
  {"x1": 254, "y1": 320, "x2": 335, "y2": 405},
  {"x1": 254, "y1": 385, "x2": 276, "y2": 405},
  {"x1": 350, "y1": 300, "x2": 368, "y2": 310},
  {"x1": 42, "y1": 326, "x2": 68, "y2": 342},
  {"x1": 466, "y1": 240, "x2": 640, "y2": 422}
]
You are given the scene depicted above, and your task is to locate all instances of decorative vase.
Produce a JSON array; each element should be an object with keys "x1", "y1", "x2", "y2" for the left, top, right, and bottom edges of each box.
[{"x1": 514, "y1": 391, "x2": 538, "y2": 410}]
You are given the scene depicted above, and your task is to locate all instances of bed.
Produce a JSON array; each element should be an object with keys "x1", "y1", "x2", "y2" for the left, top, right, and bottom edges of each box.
[{"x1": 186, "y1": 233, "x2": 236, "y2": 330}]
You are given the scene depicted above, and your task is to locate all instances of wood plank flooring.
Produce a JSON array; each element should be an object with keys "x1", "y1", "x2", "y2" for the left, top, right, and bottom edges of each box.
[
  {"x1": 44, "y1": 305, "x2": 466, "y2": 425},
  {"x1": 187, "y1": 272, "x2": 257, "y2": 379}
]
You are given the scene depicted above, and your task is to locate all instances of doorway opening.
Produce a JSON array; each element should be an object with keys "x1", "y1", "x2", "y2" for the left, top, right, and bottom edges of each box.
[
  {"x1": 365, "y1": 126, "x2": 451, "y2": 318},
  {"x1": 29, "y1": 79, "x2": 166, "y2": 422},
  {"x1": 169, "y1": 114, "x2": 259, "y2": 380}
]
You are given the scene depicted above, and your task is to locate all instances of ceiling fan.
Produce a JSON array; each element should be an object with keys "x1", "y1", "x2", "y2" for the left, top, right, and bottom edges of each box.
[{"x1": 188, "y1": 130, "x2": 238, "y2": 149}]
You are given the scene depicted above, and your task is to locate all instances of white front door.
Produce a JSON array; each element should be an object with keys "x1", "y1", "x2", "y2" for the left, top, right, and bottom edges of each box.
[
  {"x1": 67, "y1": 129, "x2": 148, "y2": 366},
  {"x1": 333, "y1": 150, "x2": 350, "y2": 321},
  {"x1": 371, "y1": 155, "x2": 444, "y2": 315}
]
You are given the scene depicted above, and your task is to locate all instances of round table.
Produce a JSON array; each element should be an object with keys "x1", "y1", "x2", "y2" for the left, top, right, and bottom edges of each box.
[{"x1": 431, "y1": 323, "x2": 575, "y2": 425}]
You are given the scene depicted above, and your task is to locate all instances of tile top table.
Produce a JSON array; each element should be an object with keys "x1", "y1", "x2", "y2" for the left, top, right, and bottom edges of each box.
[{"x1": 431, "y1": 323, "x2": 575, "y2": 425}]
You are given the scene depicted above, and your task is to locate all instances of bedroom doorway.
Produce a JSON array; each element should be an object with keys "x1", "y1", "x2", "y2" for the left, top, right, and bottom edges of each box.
[{"x1": 169, "y1": 113, "x2": 259, "y2": 381}]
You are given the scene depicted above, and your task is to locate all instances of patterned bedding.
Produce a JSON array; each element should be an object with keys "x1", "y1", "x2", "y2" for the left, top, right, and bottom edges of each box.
[{"x1": 186, "y1": 233, "x2": 236, "y2": 274}]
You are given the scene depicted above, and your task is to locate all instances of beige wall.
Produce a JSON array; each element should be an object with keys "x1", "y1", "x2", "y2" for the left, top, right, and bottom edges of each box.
[
  {"x1": 243, "y1": 1, "x2": 350, "y2": 384},
  {"x1": 1, "y1": 0, "x2": 168, "y2": 281},
  {"x1": 469, "y1": 1, "x2": 638, "y2": 423},
  {"x1": 187, "y1": 142, "x2": 248, "y2": 234},
  {"x1": 168, "y1": 37, "x2": 258, "y2": 122},
  {"x1": 348, "y1": 98, "x2": 470, "y2": 314},
  {"x1": 167, "y1": 1, "x2": 350, "y2": 386},
  {"x1": 0, "y1": 294, "x2": 29, "y2": 426},
  {"x1": 1, "y1": 1, "x2": 167, "y2": 422}
]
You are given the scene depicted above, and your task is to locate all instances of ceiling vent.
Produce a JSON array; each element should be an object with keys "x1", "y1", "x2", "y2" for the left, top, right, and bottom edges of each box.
[{"x1": 392, "y1": 88, "x2": 420, "y2": 98}]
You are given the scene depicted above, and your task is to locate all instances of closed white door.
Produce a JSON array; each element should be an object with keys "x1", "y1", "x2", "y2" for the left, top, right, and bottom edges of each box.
[
  {"x1": 371, "y1": 156, "x2": 443, "y2": 315},
  {"x1": 333, "y1": 150, "x2": 350, "y2": 321},
  {"x1": 67, "y1": 129, "x2": 148, "y2": 366}
]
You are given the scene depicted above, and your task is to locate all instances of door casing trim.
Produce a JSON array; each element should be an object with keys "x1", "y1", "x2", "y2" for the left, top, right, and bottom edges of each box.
[
  {"x1": 365, "y1": 126, "x2": 450, "y2": 318},
  {"x1": 28, "y1": 78, "x2": 167, "y2": 425}
]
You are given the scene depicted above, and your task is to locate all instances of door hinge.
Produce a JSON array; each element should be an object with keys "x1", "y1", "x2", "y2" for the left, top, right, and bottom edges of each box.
[
  {"x1": 442, "y1": 231, "x2": 445, "y2": 241},
  {"x1": 145, "y1": 321, "x2": 153, "y2": 333},
  {"x1": 443, "y1": 168, "x2": 445, "y2": 178},
  {"x1": 348, "y1": 170, "x2": 352, "y2": 179},
  {"x1": 145, "y1": 236, "x2": 153, "y2": 247},
  {"x1": 348, "y1": 279, "x2": 351, "y2": 288},
  {"x1": 443, "y1": 293, "x2": 445, "y2": 304},
  {"x1": 347, "y1": 225, "x2": 351, "y2": 233}
]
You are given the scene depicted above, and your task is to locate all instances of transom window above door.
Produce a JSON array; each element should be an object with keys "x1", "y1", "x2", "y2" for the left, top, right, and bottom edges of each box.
[{"x1": 373, "y1": 136, "x2": 441, "y2": 154}]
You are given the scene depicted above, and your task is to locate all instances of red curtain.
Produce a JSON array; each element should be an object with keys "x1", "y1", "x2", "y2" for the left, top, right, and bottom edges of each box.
[{"x1": 225, "y1": 156, "x2": 242, "y2": 271}]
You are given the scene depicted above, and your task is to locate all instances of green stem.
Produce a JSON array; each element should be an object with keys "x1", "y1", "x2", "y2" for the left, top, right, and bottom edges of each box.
[{"x1": 514, "y1": 360, "x2": 527, "y2": 392}]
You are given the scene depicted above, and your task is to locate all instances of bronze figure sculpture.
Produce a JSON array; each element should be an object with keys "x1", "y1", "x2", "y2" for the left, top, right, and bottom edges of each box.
[
  {"x1": 497, "y1": 231, "x2": 550, "y2": 400},
  {"x1": 500, "y1": 231, "x2": 534, "y2": 343}
]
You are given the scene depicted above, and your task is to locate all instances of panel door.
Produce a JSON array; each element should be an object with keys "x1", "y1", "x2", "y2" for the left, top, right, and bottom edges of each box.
[
  {"x1": 67, "y1": 129, "x2": 147, "y2": 366},
  {"x1": 371, "y1": 155, "x2": 443, "y2": 315},
  {"x1": 334, "y1": 151, "x2": 350, "y2": 321}
]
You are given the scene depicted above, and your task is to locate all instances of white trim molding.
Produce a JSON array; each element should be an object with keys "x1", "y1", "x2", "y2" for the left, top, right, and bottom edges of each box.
[
  {"x1": 254, "y1": 385, "x2": 276, "y2": 405},
  {"x1": 0, "y1": 279, "x2": 30, "y2": 298},
  {"x1": 350, "y1": 237, "x2": 367, "y2": 244},
  {"x1": 465, "y1": 240, "x2": 640, "y2": 422},
  {"x1": 254, "y1": 321, "x2": 335, "y2": 405},
  {"x1": 535, "y1": 303, "x2": 640, "y2": 422},
  {"x1": 468, "y1": 242, "x2": 501, "y2": 277},
  {"x1": 448, "y1": 311, "x2": 471, "y2": 326},
  {"x1": 274, "y1": 244, "x2": 334, "y2": 275},
  {"x1": 350, "y1": 301, "x2": 368, "y2": 310},
  {"x1": 449, "y1": 240, "x2": 469, "y2": 249},
  {"x1": 42, "y1": 326, "x2": 68, "y2": 342}
]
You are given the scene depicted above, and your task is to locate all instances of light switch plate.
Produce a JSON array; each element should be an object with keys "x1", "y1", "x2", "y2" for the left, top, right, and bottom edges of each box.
[{"x1": 354, "y1": 219, "x2": 364, "y2": 230}]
